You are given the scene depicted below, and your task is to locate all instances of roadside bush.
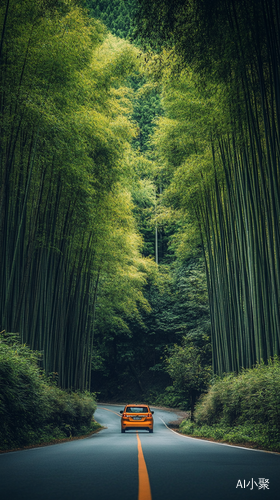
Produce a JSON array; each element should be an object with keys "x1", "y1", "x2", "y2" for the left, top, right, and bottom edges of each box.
[
  {"x1": 0, "y1": 333, "x2": 97, "y2": 450},
  {"x1": 45, "y1": 387, "x2": 97, "y2": 436},
  {"x1": 150, "y1": 386, "x2": 189, "y2": 410},
  {"x1": 194, "y1": 358, "x2": 280, "y2": 427},
  {"x1": 179, "y1": 358, "x2": 280, "y2": 451}
]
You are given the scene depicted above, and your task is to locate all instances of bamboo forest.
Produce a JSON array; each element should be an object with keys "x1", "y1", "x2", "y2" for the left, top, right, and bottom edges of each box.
[{"x1": 1, "y1": 0, "x2": 280, "y2": 451}]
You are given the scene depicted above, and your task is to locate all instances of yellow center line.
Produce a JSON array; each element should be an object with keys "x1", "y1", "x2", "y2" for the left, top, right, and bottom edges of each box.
[
  {"x1": 99, "y1": 407, "x2": 152, "y2": 498},
  {"x1": 137, "y1": 432, "x2": 152, "y2": 500}
]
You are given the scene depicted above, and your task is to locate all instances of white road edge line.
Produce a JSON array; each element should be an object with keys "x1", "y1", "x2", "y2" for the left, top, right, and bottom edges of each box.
[{"x1": 158, "y1": 417, "x2": 280, "y2": 455}]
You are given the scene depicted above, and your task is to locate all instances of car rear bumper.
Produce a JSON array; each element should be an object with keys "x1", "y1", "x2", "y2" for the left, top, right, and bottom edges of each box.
[{"x1": 122, "y1": 420, "x2": 153, "y2": 430}]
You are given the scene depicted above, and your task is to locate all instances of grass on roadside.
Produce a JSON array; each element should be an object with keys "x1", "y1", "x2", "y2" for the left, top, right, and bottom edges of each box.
[
  {"x1": 179, "y1": 421, "x2": 280, "y2": 452},
  {"x1": 0, "y1": 419, "x2": 103, "y2": 453}
]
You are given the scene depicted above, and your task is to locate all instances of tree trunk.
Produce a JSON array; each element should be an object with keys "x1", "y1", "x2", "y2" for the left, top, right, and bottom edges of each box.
[{"x1": 190, "y1": 390, "x2": 196, "y2": 422}]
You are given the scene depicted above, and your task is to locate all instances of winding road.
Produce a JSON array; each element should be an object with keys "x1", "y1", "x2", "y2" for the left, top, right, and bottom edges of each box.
[{"x1": 1, "y1": 404, "x2": 279, "y2": 499}]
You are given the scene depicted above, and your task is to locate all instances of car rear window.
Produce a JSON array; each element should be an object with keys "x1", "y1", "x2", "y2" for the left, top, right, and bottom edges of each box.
[{"x1": 125, "y1": 406, "x2": 149, "y2": 413}]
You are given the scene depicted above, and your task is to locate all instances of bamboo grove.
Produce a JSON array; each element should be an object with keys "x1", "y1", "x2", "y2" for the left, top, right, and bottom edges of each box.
[
  {"x1": 0, "y1": 0, "x2": 152, "y2": 390},
  {"x1": 138, "y1": 0, "x2": 280, "y2": 374},
  {"x1": 2, "y1": 0, "x2": 280, "y2": 391}
]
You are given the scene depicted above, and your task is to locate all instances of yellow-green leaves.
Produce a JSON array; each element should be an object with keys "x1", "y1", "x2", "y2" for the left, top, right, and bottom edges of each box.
[{"x1": 0, "y1": 0, "x2": 152, "y2": 390}]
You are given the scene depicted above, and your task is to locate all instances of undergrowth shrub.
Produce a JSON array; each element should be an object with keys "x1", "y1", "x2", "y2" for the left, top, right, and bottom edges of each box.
[
  {"x1": 0, "y1": 333, "x2": 97, "y2": 450},
  {"x1": 179, "y1": 359, "x2": 280, "y2": 451},
  {"x1": 194, "y1": 358, "x2": 280, "y2": 427},
  {"x1": 148, "y1": 386, "x2": 189, "y2": 409}
]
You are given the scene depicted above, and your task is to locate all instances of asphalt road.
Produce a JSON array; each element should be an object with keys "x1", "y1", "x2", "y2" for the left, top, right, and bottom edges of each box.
[{"x1": 1, "y1": 404, "x2": 279, "y2": 500}]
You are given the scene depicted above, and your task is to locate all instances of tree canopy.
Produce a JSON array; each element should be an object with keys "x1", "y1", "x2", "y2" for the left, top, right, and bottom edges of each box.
[
  {"x1": 0, "y1": 0, "x2": 155, "y2": 390},
  {"x1": 136, "y1": 0, "x2": 280, "y2": 375}
]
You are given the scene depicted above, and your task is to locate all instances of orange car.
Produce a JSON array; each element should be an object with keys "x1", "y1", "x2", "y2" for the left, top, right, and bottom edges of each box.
[{"x1": 120, "y1": 404, "x2": 154, "y2": 433}]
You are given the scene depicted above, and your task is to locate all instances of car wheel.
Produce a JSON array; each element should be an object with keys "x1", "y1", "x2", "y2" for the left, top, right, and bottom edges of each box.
[
  {"x1": 121, "y1": 428, "x2": 125, "y2": 433},
  {"x1": 149, "y1": 428, "x2": 153, "y2": 433}
]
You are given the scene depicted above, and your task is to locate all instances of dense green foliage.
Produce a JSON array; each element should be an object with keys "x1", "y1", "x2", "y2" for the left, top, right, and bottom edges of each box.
[
  {"x1": 86, "y1": 0, "x2": 135, "y2": 40},
  {"x1": 0, "y1": 0, "x2": 154, "y2": 391},
  {"x1": 2, "y1": 0, "x2": 280, "y2": 452},
  {"x1": 137, "y1": 0, "x2": 280, "y2": 374},
  {"x1": 0, "y1": 333, "x2": 98, "y2": 451},
  {"x1": 91, "y1": 258, "x2": 210, "y2": 408},
  {"x1": 130, "y1": 78, "x2": 162, "y2": 153},
  {"x1": 166, "y1": 335, "x2": 211, "y2": 419},
  {"x1": 0, "y1": 0, "x2": 211, "y2": 410},
  {"x1": 195, "y1": 359, "x2": 280, "y2": 427},
  {"x1": 180, "y1": 359, "x2": 280, "y2": 451},
  {"x1": 86, "y1": 0, "x2": 164, "y2": 257}
]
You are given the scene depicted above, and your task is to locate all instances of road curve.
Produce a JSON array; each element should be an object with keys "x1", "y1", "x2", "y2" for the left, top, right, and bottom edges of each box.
[{"x1": 0, "y1": 404, "x2": 279, "y2": 500}]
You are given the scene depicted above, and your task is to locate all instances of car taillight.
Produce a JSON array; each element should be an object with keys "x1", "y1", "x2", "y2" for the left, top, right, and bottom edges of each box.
[
  {"x1": 147, "y1": 413, "x2": 152, "y2": 417},
  {"x1": 123, "y1": 413, "x2": 127, "y2": 418}
]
